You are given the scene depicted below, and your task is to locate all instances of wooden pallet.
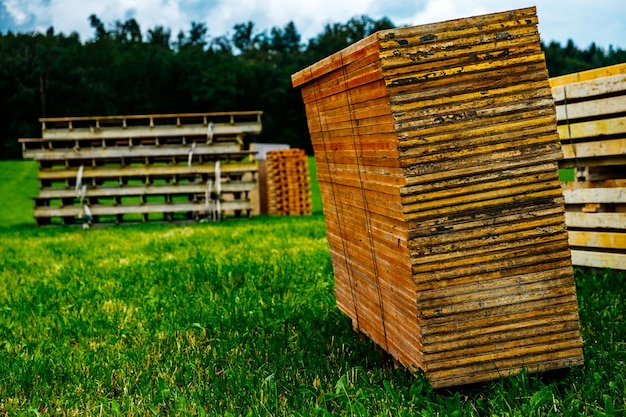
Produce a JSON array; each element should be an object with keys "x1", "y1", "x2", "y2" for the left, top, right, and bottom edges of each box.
[
  {"x1": 20, "y1": 112, "x2": 262, "y2": 225},
  {"x1": 292, "y1": 7, "x2": 583, "y2": 388},
  {"x1": 551, "y1": 63, "x2": 626, "y2": 270},
  {"x1": 266, "y1": 149, "x2": 312, "y2": 216}
]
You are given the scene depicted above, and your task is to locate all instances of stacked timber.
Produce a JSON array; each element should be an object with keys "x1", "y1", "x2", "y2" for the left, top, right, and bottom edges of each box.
[
  {"x1": 551, "y1": 63, "x2": 626, "y2": 270},
  {"x1": 266, "y1": 149, "x2": 312, "y2": 215},
  {"x1": 292, "y1": 7, "x2": 583, "y2": 388},
  {"x1": 20, "y1": 112, "x2": 262, "y2": 225}
]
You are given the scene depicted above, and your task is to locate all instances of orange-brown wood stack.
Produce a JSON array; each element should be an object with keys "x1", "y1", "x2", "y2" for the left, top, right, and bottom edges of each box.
[
  {"x1": 266, "y1": 148, "x2": 312, "y2": 215},
  {"x1": 292, "y1": 7, "x2": 583, "y2": 388}
]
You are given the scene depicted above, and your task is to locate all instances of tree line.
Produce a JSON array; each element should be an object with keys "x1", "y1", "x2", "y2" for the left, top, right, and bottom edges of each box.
[{"x1": 1, "y1": 15, "x2": 625, "y2": 159}]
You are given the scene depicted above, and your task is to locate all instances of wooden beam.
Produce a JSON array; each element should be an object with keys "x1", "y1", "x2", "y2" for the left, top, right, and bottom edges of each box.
[
  {"x1": 552, "y1": 72, "x2": 626, "y2": 103},
  {"x1": 549, "y1": 62, "x2": 626, "y2": 87},
  {"x1": 563, "y1": 188, "x2": 626, "y2": 204},
  {"x1": 568, "y1": 230, "x2": 626, "y2": 250},
  {"x1": 34, "y1": 200, "x2": 251, "y2": 217},
  {"x1": 560, "y1": 138, "x2": 626, "y2": 159},
  {"x1": 558, "y1": 118, "x2": 626, "y2": 141},
  {"x1": 570, "y1": 249, "x2": 626, "y2": 270},
  {"x1": 22, "y1": 142, "x2": 246, "y2": 161},
  {"x1": 40, "y1": 121, "x2": 262, "y2": 141},
  {"x1": 36, "y1": 181, "x2": 257, "y2": 199},
  {"x1": 565, "y1": 212, "x2": 626, "y2": 229},
  {"x1": 555, "y1": 96, "x2": 626, "y2": 121},
  {"x1": 38, "y1": 161, "x2": 258, "y2": 180}
]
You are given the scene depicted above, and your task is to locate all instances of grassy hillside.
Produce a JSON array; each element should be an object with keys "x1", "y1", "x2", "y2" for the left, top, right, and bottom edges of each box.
[{"x1": 0, "y1": 161, "x2": 624, "y2": 415}]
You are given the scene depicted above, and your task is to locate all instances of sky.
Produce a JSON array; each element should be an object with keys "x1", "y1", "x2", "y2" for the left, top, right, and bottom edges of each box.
[{"x1": 1, "y1": 0, "x2": 625, "y2": 50}]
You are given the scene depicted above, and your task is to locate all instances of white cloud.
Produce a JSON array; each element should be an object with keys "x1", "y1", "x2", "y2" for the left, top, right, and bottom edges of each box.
[
  {"x1": 3, "y1": 0, "x2": 36, "y2": 25},
  {"x1": 2, "y1": 0, "x2": 625, "y2": 49}
]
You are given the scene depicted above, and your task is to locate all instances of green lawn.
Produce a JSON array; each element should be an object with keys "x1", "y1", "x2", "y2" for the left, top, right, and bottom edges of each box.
[
  {"x1": 0, "y1": 160, "x2": 624, "y2": 416},
  {"x1": 0, "y1": 160, "x2": 38, "y2": 229}
]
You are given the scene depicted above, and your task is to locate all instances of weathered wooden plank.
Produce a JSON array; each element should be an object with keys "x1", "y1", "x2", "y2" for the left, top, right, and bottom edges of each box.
[
  {"x1": 555, "y1": 96, "x2": 626, "y2": 121},
  {"x1": 560, "y1": 138, "x2": 626, "y2": 159},
  {"x1": 563, "y1": 188, "x2": 626, "y2": 204},
  {"x1": 36, "y1": 181, "x2": 256, "y2": 200},
  {"x1": 38, "y1": 161, "x2": 258, "y2": 181},
  {"x1": 570, "y1": 250, "x2": 626, "y2": 270},
  {"x1": 568, "y1": 230, "x2": 626, "y2": 249},
  {"x1": 549, "y1": 62, "x2": 626, "y2": 87},
  {"x1": 558, "y1": 118, "x2": 626, "y2": 141},
  {"x1": 565, "y1": 212, "x2": 626, "y2": 229},
  {"x1": 551, "y1": 72, "x2": 626, "y2": 103},
  {"x1": 22, "y1": 142, "x2": 247, "y2": 161},
  {"x1": 377, "y1": 7, "x2": 538, "y2": 50},
  {"x1": 33, "y1": 199, "x2": 252, "y2": 217}
]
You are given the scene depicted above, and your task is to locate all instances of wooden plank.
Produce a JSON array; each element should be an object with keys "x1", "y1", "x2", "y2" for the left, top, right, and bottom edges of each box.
[
  {"x1": 565, "y1": 212, "x2": 626, "y2": 229},
  {"x1": 378, "y1": 7, "x2": 537, "y2": 50},
  {"x1": 570, "y1": 250, "x2": 626, "y2": 270},
  {"x1": 22, "y1": 143, "x2": 247, "y2": 161},
  {"x1": 568, "y1": 230, "x2": 626, "y2": 250},
  {"x1": 557, "y1": 118, "x2": 626, "y2": 141},
  {"x1": 40, "y1": 121, "x2": 262, "y2": 141},
  {"x1": 549, "y1": 62, "x2": 626, "y2": 87},
  {"x1": 36, "y1": 181, "x2": 256, "y2": 199},
  {"x1": 33, "y1": 199, "x2": 252, "y2": 217},
  {"x1": 561, "y1": 138, "x2": 626, "y2": 159},
  {"x1": 40, "y1": 110, "x2": 262, "y2": 124},
  {"x1": 552, "y1": 73, "x2": 626, "y2": 103},
  {"x1": 38, "y1": 161, "x2": 258, "y2": 181},
  {"x1": 555, "y1": 96, "x2": 626, "y2": 121},
  {"x1": 563, "y1": 188, "x2": 626, "y2": 204}
]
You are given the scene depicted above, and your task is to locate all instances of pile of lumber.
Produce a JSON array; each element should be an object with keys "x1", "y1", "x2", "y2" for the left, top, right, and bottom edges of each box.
[
  {"x1": 265, "y1": 148, "x2": 312, "y2": 215},
  {"x1": 20, "y1": 112, "x2": 262, "y2": 225},
  {"x1": 292, "y1": 7, "x2": 583, "y2": 388},
  {"x1": 551, "y1": 63, "x2": 626, "y2": 270}
]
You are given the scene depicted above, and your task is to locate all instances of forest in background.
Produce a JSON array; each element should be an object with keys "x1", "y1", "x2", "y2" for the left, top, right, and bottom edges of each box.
[{"x1": 1, "y1": 14, "x2": 626, "y2": 159}]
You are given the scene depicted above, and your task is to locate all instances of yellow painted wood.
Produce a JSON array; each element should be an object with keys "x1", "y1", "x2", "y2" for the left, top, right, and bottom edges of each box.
[
  {"x1": 561, "y1": 138, "x2": 626, "y2": 159},
  {"x1": 558, "y1": 118, "x2": 626, "y2": 141},
  {"x1": 549, "y1": 62, "x2": 626, "y2": 87},
  {"x1": 568, "y1": 230, "x2": 626, "y2": 249}
]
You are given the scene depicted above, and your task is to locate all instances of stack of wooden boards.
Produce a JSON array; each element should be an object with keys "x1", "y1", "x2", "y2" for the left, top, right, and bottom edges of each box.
[
  {"x1": 551, "y1": 63, "x2": 626, "y2": 270},
  {"x1": 20, "y1": 112, "x2": 262, "y2": 225},
  {"x1": 265, "y1": 149, "x2": 312, "y2": 215},
  {"x1": 292, "y1": 7, "x2": 583, "y2": 388}
]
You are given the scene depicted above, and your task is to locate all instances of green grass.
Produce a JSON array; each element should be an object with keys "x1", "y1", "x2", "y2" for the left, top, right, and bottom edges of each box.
[
  {"x1": 0, "y1": 160, "x2": 624, "y2": 416},
  {"x1": 0, "y1": 161, "x2": 38, "y2": 229}
]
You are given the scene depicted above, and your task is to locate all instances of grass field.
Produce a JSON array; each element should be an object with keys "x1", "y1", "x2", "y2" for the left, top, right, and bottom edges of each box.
[{"x1": 0, "y1": 160, "x2": 624, "y2": 416}]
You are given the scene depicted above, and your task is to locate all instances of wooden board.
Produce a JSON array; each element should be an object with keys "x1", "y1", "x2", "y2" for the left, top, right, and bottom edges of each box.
[{"x1": 293, "y1": 7, "x2": 583, "y2": 388}]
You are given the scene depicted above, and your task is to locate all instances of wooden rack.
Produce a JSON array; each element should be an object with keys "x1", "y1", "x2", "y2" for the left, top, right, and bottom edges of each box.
[
  {"x1": 551, "y1": 63, "x2": 626, "y2": 270},
  {"x1": 266, "y1": 149, "x2": 312, "y2": 216},
  {"x1": 20, "y1": 111, "x2": 262, "y2": 225},
  {"x1": 292, "y1": 7, "x2": 583, "y2": 388}
]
